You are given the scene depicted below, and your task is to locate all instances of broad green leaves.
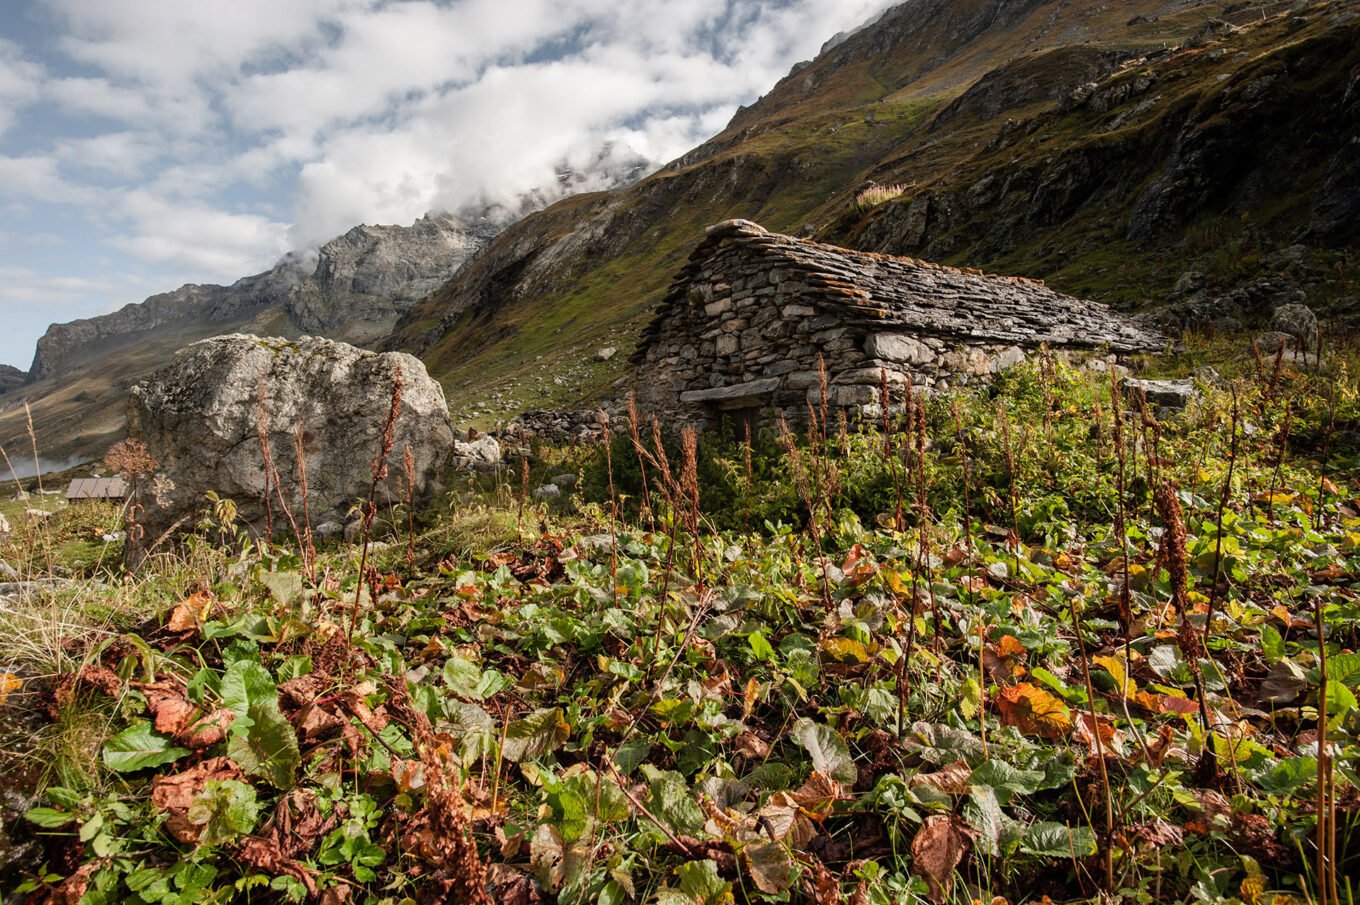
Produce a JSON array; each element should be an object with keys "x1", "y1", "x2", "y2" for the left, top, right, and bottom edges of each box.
[
  {"x1": 501, "y1": 708, "x2": 570, "y2": 763},
  {"x1": 219, "y1": 661, "x2": 299, "y2": 788},
  {"x1": 103, "y1": 722, "x2": 189, "y2": 772},
  {"x1": 791, "y1": 718, "x2": 856, "y2": 784}
]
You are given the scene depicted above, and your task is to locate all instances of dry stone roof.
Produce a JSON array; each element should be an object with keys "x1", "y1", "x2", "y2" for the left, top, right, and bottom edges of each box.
[
  {"x1": 638, "y1": 220, "x2": 1162, "y2": 356},
  {"x1": 65, "y1": 476, "x2": 128, "y2": 500}
]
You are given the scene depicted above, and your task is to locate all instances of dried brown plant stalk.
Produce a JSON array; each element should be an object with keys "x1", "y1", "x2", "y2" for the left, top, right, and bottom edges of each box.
[
  {"x1": 348, "y1": 374, "x2": 404, "y2": 644},
  {"x1": 1153, "y1": 480, "x2": 1217, "y2": 784},
  {"x1": 385, "y1": 677, "x2": 489, "y2": 905},
  {"x1": 294, "y1": 426, "x2": 316, "y2": 579}
]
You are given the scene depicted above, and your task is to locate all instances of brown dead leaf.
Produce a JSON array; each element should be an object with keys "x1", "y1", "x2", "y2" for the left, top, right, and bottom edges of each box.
[
  {"x1": 48, "y1": 862, "x2": 97, "y2": 905},
  {"x1": 137, "y1": 680, "x2": 198, "y2": 736},
  {"x1": 75, "y1": 665, "x2": 122, "y2": 698},
  {"x1": 982, "y1": 634, "x2": 1027, "y2": 684},
  {"x1": 486, "y1": 864, "x2": 541, "y2": 905},
  {"x1": 734, "y1": 731, "x2": 770, "y2": 760},
  {"x1": 1074, "y1": 711, "x2": 1124, "y2": 754},
  {"x1": 910, "y1": 814, "x2": 972, "y2": 904},
  {"x1": 994, "y1": 682, "x2": 1072, "y2": 740},
  {"x1": 150, "y1": 757, "x2": 243, "y2": 844},
  {"x1": 909, "y1": 760, "x2": 972, "y2": 796},
  {"x1": 295, "y1": 701, "x2": 347, "y2": 742},
  {"x1": 770, "y1": 770, "x2": 842, "y2": 822},
  {"x1": 167, "y1": 590, "x2": 215, "y2": 633},
  {"x1": 279, "y1": 673, "x2": 331, "y2": 709},
  {"x1": 802, "y1": 858, "x2": 843, "y2": 905},
  {"x1": 178, "y1": 707, "x2": 234, "y2": 750}
]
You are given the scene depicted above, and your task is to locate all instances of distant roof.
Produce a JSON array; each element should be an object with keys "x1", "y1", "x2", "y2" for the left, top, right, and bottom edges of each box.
[
  {"x1": 66, "y1": 477, "x2": 128, "y2": 500},
  {"x1": 639, "y1": 220, "x2": 1163, "y2": 355}
]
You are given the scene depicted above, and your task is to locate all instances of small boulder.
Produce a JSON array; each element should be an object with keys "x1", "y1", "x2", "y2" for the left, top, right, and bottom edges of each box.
[
  {"x1": 548, "y1": 473, "x2": 579, "y2": 491},
  {"x1": 128, "y1": 334, "x2": 453, "y2": 540},
  {"x1": 1193, "y1": 366, "x2": 1225, "y2": 388},
  {"x1": 1269, "y1": 303, "x2": 1319, "y2": 353},
  {"x1": 1122, "y1": 377, "x2": 1198, "y2": 409},
  {"x1": 313, "y1": 521, "x2": 344, "y2": 540},
  {"x1": 1254, "y1": 331, "x2": 1295, "y2": 354},
  {"x1": 593, "y1": 347, "x2": 617, "y2": 363},
  {"x1": 532, "y1": 484, "x2": 562, "y2": 503},
  {"x1": 990, "y1": 346, "x2": 1026, "y2": 374},
  {"x1": 452, "y1": 435, "x2": 501, "y2": 470},
  {"x1": 0, "y1": 512, "x2": 9, "y2": 534},
  {"x1": 1172, "y1": 271, "x2": 1207, "y2": 296},
  {"x1": 24, "y1": 509, "x2": 52, "y2": 520}
]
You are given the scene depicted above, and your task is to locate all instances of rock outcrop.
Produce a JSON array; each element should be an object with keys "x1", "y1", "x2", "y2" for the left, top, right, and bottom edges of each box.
[
  {"x1": 128, "y1": 335, "x2": 453, "y2": 539},
  {"x1": 0, "y1": 365, "x2": 24, "y2": 395},
  {"x1": 283, "y1": 214, "x2": 492, "y2": 343}
]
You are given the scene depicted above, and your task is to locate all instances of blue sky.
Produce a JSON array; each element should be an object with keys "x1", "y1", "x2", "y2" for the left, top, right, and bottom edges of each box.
[{"x1": 0, "y1": 0, "x2": 895, "y2": 370}]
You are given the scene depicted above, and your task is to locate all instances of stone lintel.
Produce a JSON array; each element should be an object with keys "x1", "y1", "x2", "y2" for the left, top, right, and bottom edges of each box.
[{"x1": 679, "y1": 377, "x2": 781, "y2": 404}]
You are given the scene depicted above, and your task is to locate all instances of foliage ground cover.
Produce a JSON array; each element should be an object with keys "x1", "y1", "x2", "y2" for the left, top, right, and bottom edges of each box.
[{"x1": 1, "y1": 339, "x2": 1359, "y2": 905}]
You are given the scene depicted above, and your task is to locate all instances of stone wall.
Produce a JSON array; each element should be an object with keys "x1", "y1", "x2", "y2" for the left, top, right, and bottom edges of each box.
[{"x1": 635, "y1": 242, "x2": 1032, "y2": 429}]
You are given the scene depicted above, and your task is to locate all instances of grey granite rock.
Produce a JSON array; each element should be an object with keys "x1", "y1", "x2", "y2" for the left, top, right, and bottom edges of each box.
[{"x1": 129, "y1": 334, "x2": 453, "y2": 539}]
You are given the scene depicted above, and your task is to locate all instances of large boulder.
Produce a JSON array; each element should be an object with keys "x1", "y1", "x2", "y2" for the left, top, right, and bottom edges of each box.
[{"x1": 128, "y1": 335, "x2": 453, "y2": 539}]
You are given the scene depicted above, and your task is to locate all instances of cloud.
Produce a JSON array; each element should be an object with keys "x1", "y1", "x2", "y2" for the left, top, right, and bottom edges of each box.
[
  {"x1": 0, "y1": 39, "x2": 44, "y2": 137},
  {"x1": 0, "y1": 155, "x2": 92, "y2": 204},
  {"x1": 107, "y1": 191, "x2": 290, "y2": 279}
]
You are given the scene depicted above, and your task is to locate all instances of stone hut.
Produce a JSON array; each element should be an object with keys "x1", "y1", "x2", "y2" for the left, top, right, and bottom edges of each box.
[{"x1": 632, "y1": 219, "x2": 1162, "y2": 433}]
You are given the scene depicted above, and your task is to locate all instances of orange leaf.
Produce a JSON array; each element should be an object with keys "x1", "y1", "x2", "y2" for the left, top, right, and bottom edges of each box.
[{"x1": 994, "y1": 682, "x2": 1072, "y2": 740}]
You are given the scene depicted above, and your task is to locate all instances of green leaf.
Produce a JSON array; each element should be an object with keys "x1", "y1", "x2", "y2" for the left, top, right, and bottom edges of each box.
[
  {"x1": 24, "y1": 807, "x2": 77, "y2": 828},
  {"x1": 227, "y1": 711, "x2": 300, "y2": 789},
  {"x1": 743, "y1": 840, "x2": 794, "y2": 894},
  {"x1": 964, "y1": 785, "x2": 1005, "y2": 857},
  {"x1": 791, "y1": 718, "x2": 856, "y2": 785},
  {"x1": 102, "y1": 721, "x2": 190, "y2": 772},
  {"x1": 502, "y1": 708, "x2": 570, "y2": 763},
  {"x1": 675, "y1": 859, "x2": 733, "y2": 905},
  {"x1": 1325, "y1": 680, "x2": 1358, "y2": 723},
  {"x1": 644, "y1": 770, "x2": 705, "y2": 835},
  {"x1": 1256, "y1": 757, "x2": 1317, "y2": 795},
  {"x1": 969, "y1": 760, "x2": 1045, "y2": 800},
  {"x1": 186, "y1": 779, "x2": 260, "y2": 847},
  {"x1": 747, "y1": 632, "x2": 775, "y2": 662},
  {"x1": 220, "y1": 661, "x2": 277, "y2": 727},
  {"x1": 1260, "y1": 624, "x2": 1284, "y2": 663},
  {"x1": 220, "y1": 660, "x2": 299, "y2": 788},
  {"x1": 613, "y1": 739, "x2": 651, "y2": 775},
  {"x1": 260, "y1": 571, "x2": 304, "y2": 608},
  {"x1": 1327, "y1": 652, "x2": 1360, "y2": 688},
  {"x1": 1020, "y1": 821, "x2": 1097, "y2": 857},
  {"x1": 959, "y1": 677, "x2": 981, "y2": 720}
]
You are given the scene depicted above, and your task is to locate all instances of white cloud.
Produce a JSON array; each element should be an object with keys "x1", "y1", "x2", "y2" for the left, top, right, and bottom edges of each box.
[
  {"x1": 107, "y1": 191, "x2": 290, "y2": 279},
  {"x1": 0, "y1": 38, "x2": 44, "y2": 137},
  {"x1": 0, "y1": 155, "x2": 92, "y2": 205}
]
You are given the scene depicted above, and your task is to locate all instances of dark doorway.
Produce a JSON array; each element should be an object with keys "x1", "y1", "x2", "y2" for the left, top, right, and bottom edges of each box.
[{"x1": 720, "y1": 405, "x2": 762, "y2": 444}]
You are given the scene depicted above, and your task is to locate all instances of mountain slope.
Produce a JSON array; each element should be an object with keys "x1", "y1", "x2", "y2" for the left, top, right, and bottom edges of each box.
[{"x1": 389, "y1": 0, "x2": 1359, "y2": 425}]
